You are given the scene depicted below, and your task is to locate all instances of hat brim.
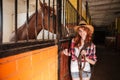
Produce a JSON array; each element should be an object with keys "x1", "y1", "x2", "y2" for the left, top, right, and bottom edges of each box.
[
  {"x1": 79, "y1": 20, "x2": 87, "y2": 25},
  {"x1": 73, "y1": 26, "x2": 80, "y2": 32},
  {"x1": 85, "y1": 25, "x2": 94, "y2": 34}
]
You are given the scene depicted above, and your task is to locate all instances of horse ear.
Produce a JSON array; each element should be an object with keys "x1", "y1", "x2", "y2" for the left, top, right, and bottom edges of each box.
[{"x1": 39, "y1": 0, "x2": 43, "y2": 8}]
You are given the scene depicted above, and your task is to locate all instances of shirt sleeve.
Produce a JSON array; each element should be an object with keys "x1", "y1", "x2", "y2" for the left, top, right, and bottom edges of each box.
[
  {"x1": 70, "y1": 39, "x2": 77, "y2": 60},
  {"x1": 86, "y1": 43, "x2": 97, "y2": 61}
]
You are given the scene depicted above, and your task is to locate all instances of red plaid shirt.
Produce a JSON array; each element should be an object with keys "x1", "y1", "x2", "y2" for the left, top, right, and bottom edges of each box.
[{"x1": 70, "y1": 41, "x2": 97, "y2": 61}]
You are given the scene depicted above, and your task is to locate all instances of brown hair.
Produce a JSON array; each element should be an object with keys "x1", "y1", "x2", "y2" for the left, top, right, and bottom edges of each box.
[{"x1": 74, "y1": 26, "x2": 92, "y2": 47}]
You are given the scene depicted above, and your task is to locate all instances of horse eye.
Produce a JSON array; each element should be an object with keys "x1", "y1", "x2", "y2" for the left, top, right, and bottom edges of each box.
[
  {"x1": 50, "y1": 15, "x2": 52, "y2": 17},
  {"x1": 50, "y1": 14, "x2": 55, "y2": 17}
]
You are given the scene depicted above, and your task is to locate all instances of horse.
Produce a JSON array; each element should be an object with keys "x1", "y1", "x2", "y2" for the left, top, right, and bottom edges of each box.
[{"x1": 10, "y1": 0, "x2": 57, "y2": 41}]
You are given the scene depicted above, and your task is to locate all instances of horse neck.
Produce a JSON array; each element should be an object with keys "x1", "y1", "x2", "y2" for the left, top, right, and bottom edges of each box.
[{"x1": 28, "y1": 11, "x2": 43, "y2": 34}]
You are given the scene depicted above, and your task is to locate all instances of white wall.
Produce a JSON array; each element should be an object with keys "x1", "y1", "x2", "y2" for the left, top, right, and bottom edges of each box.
[
  {"x1": 3, "y1": 0, "x2": 14, "y2": 43},
  {"x1": 2, "y1": 0, "x2": 56, "y2": 43}
]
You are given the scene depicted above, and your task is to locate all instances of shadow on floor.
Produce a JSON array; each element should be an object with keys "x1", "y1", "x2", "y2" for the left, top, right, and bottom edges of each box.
[{"x1": 90, "y1": 44, "x2": 120, "y2": 80}]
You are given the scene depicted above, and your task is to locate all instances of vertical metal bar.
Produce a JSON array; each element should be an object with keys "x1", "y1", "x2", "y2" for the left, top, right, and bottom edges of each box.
[
  {"x1": 52, "y1": 0, "x2": 55, "y2": 40},
  {"x1": 57, "y1": 0, "x2": 62, "y2": 80},
  {"x1": 63, "y1": 0, "x2": 66, "y2": 37},
  {"x1": 80, "y1": 0, "x2": 82, "y2": 21},
  {"x1": 26, "y1": 0, "x2": 29, "y2": 41},
  {"x1": 73, "y1": 9, "x2": 75, "y2": 24},
  {"x1": 64, "y1": 0, "x2": 66, "y2": 28},
  {"x1": 62, "y1": 0, "x2": 64, "y2": 37},
  {"x1": 67, "y1": 1, "x2": 69, "y2": 26},
  {"x1": 0, "y1": 0, "x2": 3, "y2": 44},
  {"x1": 15, "y1": 0, "x2": 18, "y2": 42},
  {"x1": 42, "y1": 0, "x2": 45, "y2": 41},
  {"x1": 65, "y1": 1, "x2": 67, "y2": 27},
  {"x1": 73, "y1": 8, "x2": 75, "y2": 24},
  {"x1": 77, "y1": 0, "x2": 79, "y2": 25},
  {"x1": 57, "y1": 0, "x2": 62, "y2": 39},
  {"x1": 66, "y1": 1, "x2": 67, "y2": 24},
  {"x1": 63, "y1": 0, "x2": 65, "y2": 25},
  {"x1": 48, "y1": 0, "x2": 50, "y2": 39},
  {"x1": 35, "y1": 0, "x2": 38, "y2": 40},
  {"x1": 86, "y1": 1, "x2": 88, "y2": 22}
]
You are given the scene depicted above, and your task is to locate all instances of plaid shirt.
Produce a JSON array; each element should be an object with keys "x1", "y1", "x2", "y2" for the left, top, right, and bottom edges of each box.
[
  {"x1": 85, "y1": 43, "x2": 97, "y2": 61},
  {"x1": 70, "y1": 41, "x2": 97, "y2": 62}
]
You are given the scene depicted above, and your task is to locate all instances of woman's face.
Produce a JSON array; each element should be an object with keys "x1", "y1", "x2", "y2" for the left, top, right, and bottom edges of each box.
[{"x1": 78, "y1": 28, "x2": 87, "y2": 40}]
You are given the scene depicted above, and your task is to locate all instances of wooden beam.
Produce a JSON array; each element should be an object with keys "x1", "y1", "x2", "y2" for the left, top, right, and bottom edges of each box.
[
  {"x1": 89, "y1": 6, "x2": 120, "y2": 11},
  {"x1": 90, "y1": 9, "x2": 120, "y2": 15},
  {"x1": 88, "y1": 0, "x2": 120, "y2": 3},
  {"x1": 88, "y1": 1, "x2": 120, "y2": 7}
]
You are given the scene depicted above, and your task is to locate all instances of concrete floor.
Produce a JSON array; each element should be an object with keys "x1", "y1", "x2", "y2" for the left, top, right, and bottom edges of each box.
[{"x1": 91, "y1": 45, "x2": 120, "y2": 80}]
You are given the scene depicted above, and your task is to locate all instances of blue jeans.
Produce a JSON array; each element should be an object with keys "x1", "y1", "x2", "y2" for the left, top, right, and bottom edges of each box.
[{"x1": 71, "y1": 71, "x2": 91, "y2": 78}]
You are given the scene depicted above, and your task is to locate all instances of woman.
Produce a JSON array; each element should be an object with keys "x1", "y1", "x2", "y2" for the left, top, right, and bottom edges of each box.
[{"x1": 63, "y1": 25, "x2": 97, "y2": 80}]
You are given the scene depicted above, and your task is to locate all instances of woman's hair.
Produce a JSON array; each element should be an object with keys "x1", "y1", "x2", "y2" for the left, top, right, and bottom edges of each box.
[{"x1": 74, "y1": 26, "x2": 92, "y2": 47}]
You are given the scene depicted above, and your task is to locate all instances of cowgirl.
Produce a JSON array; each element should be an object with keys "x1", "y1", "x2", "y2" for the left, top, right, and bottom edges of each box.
[{"x1": 63, "y1": 25, "x2": 97, "y2": 80}]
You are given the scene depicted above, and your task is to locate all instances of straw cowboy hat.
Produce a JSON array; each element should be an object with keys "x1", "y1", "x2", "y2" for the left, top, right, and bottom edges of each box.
[
  {"x1": 84, "y1": 25, "x2": 94, "y2": 34},
  {"x1": 73, "y1": 25, "x2": 94, "y2": 34},
  {"x1": 79, "y1": 20, "x2": 87, "y2": 25},
  {"x1": 73, "y1": 20, "x2": 87, "y2": 32},
  {"x1": 73, "y1": 26, "x2": 80, "y2": 32},
  {"x1": 79, "y1": 20, "x2": 94, "y2": 34}
]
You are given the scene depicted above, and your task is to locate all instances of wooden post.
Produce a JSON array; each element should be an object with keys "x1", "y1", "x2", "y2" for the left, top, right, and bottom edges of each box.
[{"x1": 0, "y1": 0, "x2": 3, "y2": 44}]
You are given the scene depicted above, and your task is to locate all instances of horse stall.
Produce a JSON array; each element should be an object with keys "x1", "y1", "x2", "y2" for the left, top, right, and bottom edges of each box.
[{"x1": 0, "y1": 0, "x2": 79, "y2": 80}]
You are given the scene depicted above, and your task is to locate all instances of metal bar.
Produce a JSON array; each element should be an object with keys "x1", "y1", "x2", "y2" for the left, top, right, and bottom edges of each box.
[
  {"x1": 0, "y1": 0, "x2": 3, "y2": 44},
  {"x1": 66, "y1": 1, "x2": 69, "y2": 24},
  {"x1": 35, "y1": 0, "x2": 38, "y2": 40},
  {"x1": 57, "y1": 0, "x2": 62, "y2": 80},
  {"x1": 63, "y1": 0, "x2": 65, "y2": 27},
  {"x1": 86, "y1": 1, "x2": 88, "y2": 22},
  {"x1": 62, "y1": 0, "x2": 64, "y2": 37},
  {"x1": 57, "y1": 0, "x2": 62, "y2": 39},
  {"x1": 26, "y1": 0, "x2": 29, "y2": 41},
  {"x1": 77, "y1": 0, "x2": 79, "y2": 25},
  {"x1": 15, "y1": 0, "x2": 18, "y2": 42},
  {"x1": 48, "y1": 0, "x2": 50, "y2": 39},
  {"x1": 42, "y1": 0, "x2": 45, "y2": 40},
  {"x1": 52, "y1": 0, "x2": 55, "y2": 40},
  {"x1": 80, "y1": 0, "x2": 82, "y2": 20}
]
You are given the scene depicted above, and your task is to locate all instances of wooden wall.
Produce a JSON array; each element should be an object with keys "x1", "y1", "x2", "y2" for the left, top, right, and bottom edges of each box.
[
  {"x1": 0, "y1": 45, "x2": 58, "y2": 80},
  {"x1": 60, "y1": 42, "x2": 71, "y2": 80}
]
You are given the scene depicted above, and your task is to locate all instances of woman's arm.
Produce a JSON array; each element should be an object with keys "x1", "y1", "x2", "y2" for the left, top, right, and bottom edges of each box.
[
  {"x1": 85, "y1": 57, "x2": 96, "y2": 65},
  {"x1": 81, "y1": 44, "x2": 97, "y2": 65},
  {"x1": 87, "y1": 44, "x2": 97, "y2": 65}
]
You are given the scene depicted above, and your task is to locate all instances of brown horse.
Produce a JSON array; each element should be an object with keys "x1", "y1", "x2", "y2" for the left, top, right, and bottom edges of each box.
[{"x1": 10, "y1": 1, "x2": 56, "y2": 41}]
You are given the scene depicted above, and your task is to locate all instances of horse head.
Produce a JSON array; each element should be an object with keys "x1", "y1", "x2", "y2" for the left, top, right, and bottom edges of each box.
[
  {"x1": 38, "y1": 0, "x2": 56, "y2": 33},
  {"x1": 39, "y1": 0, "x2": 55, "y2": 15}
]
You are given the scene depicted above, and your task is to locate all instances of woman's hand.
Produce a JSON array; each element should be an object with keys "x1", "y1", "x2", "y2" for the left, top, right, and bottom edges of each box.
[
  {"x1": 81, "y1": 50, "x2": 87, "y2": 56},
  {"x1": 81, "y1": 50, "x2": 96, "y2": 65},
  {"x1": 62, "y1": 49, "x2": 71, "y2": 56}
]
